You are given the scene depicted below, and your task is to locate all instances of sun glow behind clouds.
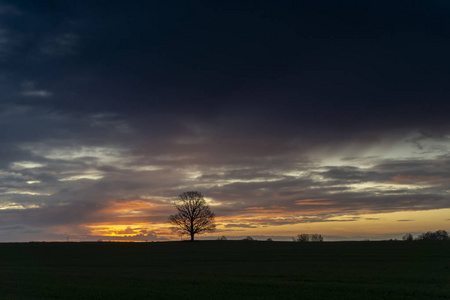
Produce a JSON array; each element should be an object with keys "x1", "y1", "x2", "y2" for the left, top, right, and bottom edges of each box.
[{"x1": 86, "y1": 225, "x2": 151, "y2": 237}]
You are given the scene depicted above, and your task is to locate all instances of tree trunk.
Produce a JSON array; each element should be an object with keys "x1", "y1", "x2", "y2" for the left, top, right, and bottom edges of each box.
[{"x1": 190, "y1": 232, "x2": 194, "y2": 241}]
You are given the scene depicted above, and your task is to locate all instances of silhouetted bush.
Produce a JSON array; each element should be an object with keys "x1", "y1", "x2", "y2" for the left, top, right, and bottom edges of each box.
[
  {"x1": 243, "y1": 236, "x2": 255, "y2": 241},
  {"x1": 266, "y1": 238, "x2": 273, "y2": 242},
  {"x1": 217, "y1": 236, "x2": 227, "y2": 241}
]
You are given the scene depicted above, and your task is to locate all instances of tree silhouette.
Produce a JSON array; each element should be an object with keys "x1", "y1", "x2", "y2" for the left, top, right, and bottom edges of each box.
[
  {"x1": 169, "y1": 191, "x2": 215, "y2": 241},
  {"x1": 417, "y1": 230, "x2": 449, "y2": 241}
]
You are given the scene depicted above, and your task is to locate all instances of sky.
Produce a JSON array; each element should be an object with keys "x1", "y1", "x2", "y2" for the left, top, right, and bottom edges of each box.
[{"x1": 1, "y1": 0, "x2": 450, "y2": 242}]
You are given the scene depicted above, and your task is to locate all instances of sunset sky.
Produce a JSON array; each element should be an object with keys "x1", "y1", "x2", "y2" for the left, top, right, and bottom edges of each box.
[{"x1": 1, "y1": 1, "x2": 450, "y2": 242}]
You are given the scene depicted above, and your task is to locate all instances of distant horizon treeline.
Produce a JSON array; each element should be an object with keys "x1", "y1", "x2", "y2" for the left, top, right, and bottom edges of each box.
[
  {"x1": 216, "y1": 233, "x2": 324, "y2": 242},
  {"x1": 402, "y1": 230, "x2": 449, "y2": 241},
  {"x1": 216, "y1": 236, "x2": 274, "y2": 242},
  {"x1": 214, "y1": 230, "x2": 450, "y2": 242}
]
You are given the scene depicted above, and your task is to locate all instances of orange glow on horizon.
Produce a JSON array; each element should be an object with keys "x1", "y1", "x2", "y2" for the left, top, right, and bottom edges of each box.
[{"x1": 80, "y1": 197, "x2": 450, "y2": 241}]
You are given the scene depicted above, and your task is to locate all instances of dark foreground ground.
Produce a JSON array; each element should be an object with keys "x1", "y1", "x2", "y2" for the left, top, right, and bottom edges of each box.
[{"x1": 0, "y1": 241, "x2": 449, "y2": 299}]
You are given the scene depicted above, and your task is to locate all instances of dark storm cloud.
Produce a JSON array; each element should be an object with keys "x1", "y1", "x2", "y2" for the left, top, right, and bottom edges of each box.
[
  {"x1": 1, "y1": 1, "x2": 450, "y2": 240},
  {"x1": 2, "y1": 0, "x2": 450, "y2": 126}
]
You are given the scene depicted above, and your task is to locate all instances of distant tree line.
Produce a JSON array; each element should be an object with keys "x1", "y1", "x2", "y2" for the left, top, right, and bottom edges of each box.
[
  {"x1": 242, "y1": 236, "x2": 273, "y2": 242},
  {"x1": 402, "y1": 230, "x2": 449, "y2": 241},
  {"x1": 216, "y1": 236, "x2": 274, "y2": 241},
  {"x1": 293, "y1": 233, "x2": 324, "y2": 242}
]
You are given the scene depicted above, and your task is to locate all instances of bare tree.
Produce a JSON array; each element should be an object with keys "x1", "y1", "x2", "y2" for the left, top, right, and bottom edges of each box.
[{"x1": 169, "y1": 191, "x2": 215, "y2": 241}]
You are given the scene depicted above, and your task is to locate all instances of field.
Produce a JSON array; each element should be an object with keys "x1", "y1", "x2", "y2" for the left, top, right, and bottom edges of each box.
[{"x1": 0, "y1": 241, "x2": 449, "y2": 299}]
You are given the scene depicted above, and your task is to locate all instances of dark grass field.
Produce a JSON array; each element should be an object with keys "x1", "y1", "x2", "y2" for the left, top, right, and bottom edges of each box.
[{"x1": 0, "y1": 241, "x2": 449, "y2": 299}]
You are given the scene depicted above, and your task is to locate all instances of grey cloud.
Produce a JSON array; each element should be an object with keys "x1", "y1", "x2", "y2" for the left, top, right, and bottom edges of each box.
[
  {"x1": 233, "y1": 215, "x2": 361, "y2": 227},
  {"x1": 0, "y1": 4, "x2": 19, "y2": 15},
  {"x1": 2, "y1": 109, "x2": 450, "y2": 239},
  {"x1": 223, "y1": 223, "x2": 258, "y2": 229},
  {"x1": 201, "y1": 158, "x2": 450, "y2": 222},
  {"x1": 321, "y1": 166, "x2": 389, "y2": 182},
  {"x1": 0, "y1": 224, "x2": 42, "y2": 242},
  {"x1": 21, "y1": 90, "x2": 53, "y2": 98},
  {"x1": 40, "y1": 33, "x2": 79, "y2": 56},
  {"x1": 0, "y1": 224, "x2": 37, "y2": 232},
  {"x1": 0, "y1": 28, "x2": 14, "y2": 59}
]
